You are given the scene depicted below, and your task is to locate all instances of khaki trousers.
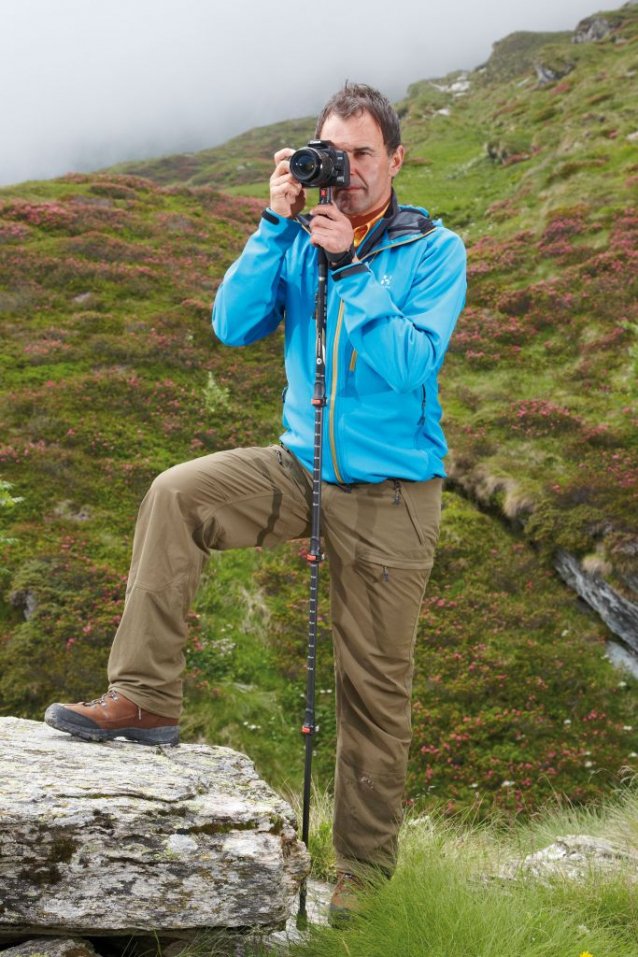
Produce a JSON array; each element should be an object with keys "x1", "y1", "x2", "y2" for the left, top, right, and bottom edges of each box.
[{"x1": 108, "y1": 444, "x2": 442, "y2": 873}]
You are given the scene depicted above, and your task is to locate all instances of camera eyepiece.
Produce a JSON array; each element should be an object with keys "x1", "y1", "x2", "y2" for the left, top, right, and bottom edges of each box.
[{"x1": 289, "y1": 140, "x2": 350, "y2": 189}]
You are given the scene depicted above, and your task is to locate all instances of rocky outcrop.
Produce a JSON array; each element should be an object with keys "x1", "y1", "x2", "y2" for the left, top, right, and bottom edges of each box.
[
  {"x1": 484, "y1": 141, "x2": 531, "y2": 165},
  {"x1": 0, "y1": 879, "x2": 333, "y2": 957},
  {"x1": 555, "y1": 551, "x2": 638, "y2": 657},
  {"x1": 0, "y1": 718, "x2": 310, "y2": 940},
  {"x1": 497, "y1": 834, "x2": 638, "y2": 883},
  {"x1": 534, "y1": 60, "x2": 574, "y2": 87},
  {"x1": 572, "y1": 16, "x2": 620, "y2": 43}
]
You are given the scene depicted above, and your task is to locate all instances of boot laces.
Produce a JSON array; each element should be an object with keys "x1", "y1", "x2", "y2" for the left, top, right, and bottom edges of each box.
[{"x1": 82, "y1": 690, "x2": 120, "y2": 707}]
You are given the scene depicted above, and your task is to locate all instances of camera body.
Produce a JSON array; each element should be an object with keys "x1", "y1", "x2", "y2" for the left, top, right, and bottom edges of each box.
[{"x1": 289, "y1": 140, "x2": 350, "y2": 189}]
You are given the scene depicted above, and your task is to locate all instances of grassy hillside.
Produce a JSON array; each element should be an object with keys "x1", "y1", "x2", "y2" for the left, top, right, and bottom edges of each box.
[
  {"x1": 394, "y1": 6, "x2": 638, "y2": 604},
  {"x1": 0, "y1": 5, "x2": 636, "y2": 821},
  {"x1": 104, "y1": 117, "x2": 316, "y2": 192},
  {"x1": 111, "y1": 5, "x2": 638, "y2": 607}
]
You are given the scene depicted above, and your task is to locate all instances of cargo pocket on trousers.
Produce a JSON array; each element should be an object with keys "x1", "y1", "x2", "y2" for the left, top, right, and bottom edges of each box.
[
  {"x1": 396, "y1": 481, "x2": 442, "y2": 558},
  {"x1": 352, "y1": 548, "x2": 434, "y2": 655},
  {"x1": 355, "y1": 547, "x2": 434, "y2": 583}
]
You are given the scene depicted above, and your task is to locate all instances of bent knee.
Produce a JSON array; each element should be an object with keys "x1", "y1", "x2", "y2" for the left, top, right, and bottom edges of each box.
[{"x1": 149, "y1": 461, "x2": 199, "y2": 499}]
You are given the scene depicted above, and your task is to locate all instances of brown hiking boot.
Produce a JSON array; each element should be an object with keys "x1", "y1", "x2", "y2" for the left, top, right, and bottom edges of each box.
[
  {"x1": 328, "y1": 871, "x2": 365, "y2": 927},
  {"x1": 44, "y1": 690, "x2": 179, "y2": 746}
]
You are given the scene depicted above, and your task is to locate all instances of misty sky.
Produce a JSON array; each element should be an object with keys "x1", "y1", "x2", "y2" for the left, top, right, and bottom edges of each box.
[{"x1": 1, "y1": 0, "x2": 609, "y2": 188}]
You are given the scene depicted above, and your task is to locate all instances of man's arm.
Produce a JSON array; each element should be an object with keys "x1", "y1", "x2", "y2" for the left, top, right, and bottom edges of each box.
[
  {"x1": 330, "y1": 228, "x2": 467, "y2": 393},
  {"x1": 212, "y1": 213, "x2": 296, "y2": 346},
  {"x1": 212, "y1": 150, "x2": 306, "y2": 346}
]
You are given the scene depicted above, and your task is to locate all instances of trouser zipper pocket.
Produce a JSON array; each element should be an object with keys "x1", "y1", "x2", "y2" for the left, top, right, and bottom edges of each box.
[{"x1": 392, "y1": 480, "x2": 425, "y2": 546}]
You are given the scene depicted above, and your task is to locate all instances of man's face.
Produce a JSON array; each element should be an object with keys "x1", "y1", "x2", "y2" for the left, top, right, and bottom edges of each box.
[{"x1": 318, "y1": 110, "x2": 404, "y2": 220}]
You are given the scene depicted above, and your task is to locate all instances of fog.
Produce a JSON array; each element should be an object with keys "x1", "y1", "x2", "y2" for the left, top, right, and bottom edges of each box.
[{"x1": 0, "y1": 0, "x2": 607, "y2": 188}]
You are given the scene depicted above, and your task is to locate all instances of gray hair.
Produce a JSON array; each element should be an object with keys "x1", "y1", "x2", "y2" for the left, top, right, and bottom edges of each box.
[{"x1": 316, "y1": 82, "x2": 402, "y2": 154}]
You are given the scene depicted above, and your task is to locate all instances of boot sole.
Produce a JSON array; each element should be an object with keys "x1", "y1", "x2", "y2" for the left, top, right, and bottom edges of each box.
[{"x1": 44, "y1": 706, "x2": 179, "y2": 746}]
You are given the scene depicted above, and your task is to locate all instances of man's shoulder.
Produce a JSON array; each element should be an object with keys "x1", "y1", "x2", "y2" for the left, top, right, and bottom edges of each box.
[{"x1": 392, "y1": 201, "x2": 465, "y2": 256}]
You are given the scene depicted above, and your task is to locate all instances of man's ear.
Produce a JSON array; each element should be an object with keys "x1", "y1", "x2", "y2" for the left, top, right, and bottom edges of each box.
[{"x1": 389, "y1": 145, "x2": 404, "y2": 178}]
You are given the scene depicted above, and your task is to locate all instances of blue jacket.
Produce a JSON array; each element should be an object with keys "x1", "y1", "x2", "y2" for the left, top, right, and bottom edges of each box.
[{"x1": 212, "y1": 191, "x2": 466, "y2": 485}]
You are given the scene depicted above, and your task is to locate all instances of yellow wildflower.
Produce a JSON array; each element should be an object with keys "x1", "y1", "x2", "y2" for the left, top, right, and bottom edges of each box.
[{"x1": 579, "y1": 952, "x2": 594, "y2": 957}]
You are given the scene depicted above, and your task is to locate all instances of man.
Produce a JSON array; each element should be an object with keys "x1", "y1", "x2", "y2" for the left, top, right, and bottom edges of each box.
[{"x1": 45, "y1": 83, "x2": 466, "y2": 919}]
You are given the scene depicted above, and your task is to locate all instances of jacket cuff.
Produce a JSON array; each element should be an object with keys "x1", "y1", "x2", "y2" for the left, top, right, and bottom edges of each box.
[
  {"x1": 260, "y1": 208, "x2": 303, "y2": 242},
  {"x1": 327, "y1": 244, "x2": 356, "y2": 271},
  {"x1": 331, "y1": 261, "x2": 370, "y2": 282}
]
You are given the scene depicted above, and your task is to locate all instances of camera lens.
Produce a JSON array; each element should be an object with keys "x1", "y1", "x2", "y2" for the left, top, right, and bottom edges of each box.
[
  {"x1": 289, "y1": 141, "x2": 346, "y2": 187},
  {"x1": 290, "y1": 148, "x2": 321, "y2": 184}
]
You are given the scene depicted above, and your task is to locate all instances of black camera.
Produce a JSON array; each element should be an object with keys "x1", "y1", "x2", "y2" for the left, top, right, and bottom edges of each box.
[{"x1": 289, "y1": 140, "x2": 350, "y2": 188}]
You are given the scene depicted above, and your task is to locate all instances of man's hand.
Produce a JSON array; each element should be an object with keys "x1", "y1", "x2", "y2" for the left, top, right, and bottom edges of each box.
[
  {"x1": 270, "y1": 148, "x2": 306, "y2": 219},
  {"x1": 309, "y1": 202, "x2": 355, "y2": 256}
]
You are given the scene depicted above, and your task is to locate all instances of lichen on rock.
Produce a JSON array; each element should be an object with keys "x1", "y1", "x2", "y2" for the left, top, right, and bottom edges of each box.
[{"x1": 0, "y1": 718, "x2": 310, "y2": 939}]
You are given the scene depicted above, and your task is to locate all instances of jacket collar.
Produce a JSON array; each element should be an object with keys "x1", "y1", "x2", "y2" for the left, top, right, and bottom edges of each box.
[
  {"x1": 296, "y1": 189, "x2": 436, "y2": 259},
  {"x1": 357, "y1": 189, "x2": 436, "y2": 259}
]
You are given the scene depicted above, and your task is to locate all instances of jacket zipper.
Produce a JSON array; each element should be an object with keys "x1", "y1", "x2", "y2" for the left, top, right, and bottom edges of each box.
[
  {"x1": 329, "y1": 300, "x2": 346, "y2": 484},
  {"x1": 326, "y1": 228, "x2": 435, "y2": 485}
]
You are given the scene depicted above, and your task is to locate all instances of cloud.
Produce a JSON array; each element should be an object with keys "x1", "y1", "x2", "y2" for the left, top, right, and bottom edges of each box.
[{"x1": 0, "y1": 0, "x2": 602, "y2": 187}]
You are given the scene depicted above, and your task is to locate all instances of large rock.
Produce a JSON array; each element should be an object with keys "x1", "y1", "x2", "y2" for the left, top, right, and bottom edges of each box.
[{"x1": 0, "y1": 718, "x2": 310, "y2": 939}]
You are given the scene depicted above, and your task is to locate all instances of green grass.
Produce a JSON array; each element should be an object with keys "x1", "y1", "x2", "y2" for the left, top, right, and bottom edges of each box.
[
  {"x1": 166, "y1": 778, "x2": 638, "y2": 957},
  {"x1": 297, "y1": 777, "x2": 638, "y2": 955},
  {"x1": 287, "y1": 829, "x2": 637, "y2": 957}
]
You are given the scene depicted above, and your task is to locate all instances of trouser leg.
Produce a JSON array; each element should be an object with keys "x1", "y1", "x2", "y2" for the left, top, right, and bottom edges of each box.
[
  {"x1": 107, "y1": 445, "x2": 311, "y2": 717},
  {"x1": 323, "y1": 477, "x2": 443, "y2": 873}
]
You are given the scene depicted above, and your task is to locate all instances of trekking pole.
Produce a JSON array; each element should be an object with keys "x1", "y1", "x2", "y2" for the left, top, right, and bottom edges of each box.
[{"x1": 298, "y1": 186, "x2": 331, "y2": 925}]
